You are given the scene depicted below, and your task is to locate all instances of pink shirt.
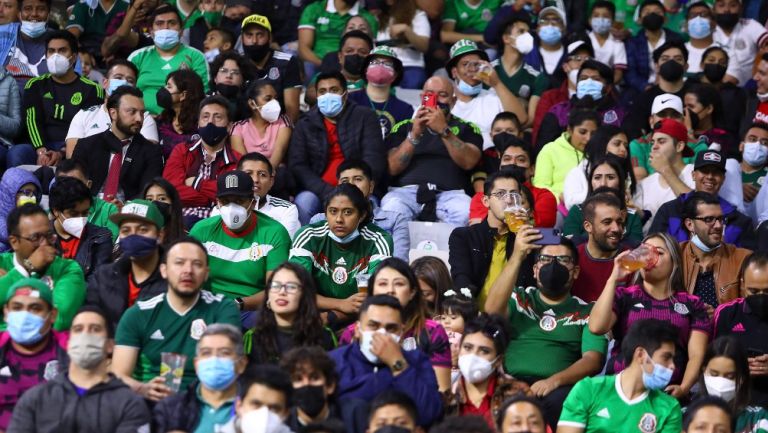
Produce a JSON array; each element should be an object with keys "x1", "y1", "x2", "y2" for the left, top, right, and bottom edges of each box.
[{"x1": 231, "y1": 118, "x2": 287, "y2": 158}]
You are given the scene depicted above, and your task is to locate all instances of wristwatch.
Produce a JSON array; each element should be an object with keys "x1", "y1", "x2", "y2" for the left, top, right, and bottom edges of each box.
[
  {"x1": 390, "y1": 359, "x2": 407, "y2": 373},
  {"x1": 22, "y1": 258, "x2": 36, "y2": 274},
  {"x1": 407, "y1": 131, "x2": 421, "y2": 145},
  {"x1": 234, "y1": 297, "x2": 244, "y2": 311}
]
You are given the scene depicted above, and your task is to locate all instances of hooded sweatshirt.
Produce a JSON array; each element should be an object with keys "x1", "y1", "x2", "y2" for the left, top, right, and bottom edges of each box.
[{"x1": 0, "y1": 168, "x2": 42, "y2": 252}]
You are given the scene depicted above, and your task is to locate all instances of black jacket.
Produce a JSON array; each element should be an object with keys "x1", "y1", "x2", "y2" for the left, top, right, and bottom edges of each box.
[
  {"x1": 55, "y1": 222, "x2": 113, "y2": 283},
  {"x1": 448, "y1": 219, "x2": 536, "y2": 296},
  {"x1": 289, "y1": 103, "x2": 384, "y2": 199},
  {"x1": 8, "y1": 373, "x2": 151, "y2": 433},
  {"x1": 152, "y1": 380, "x2": 203, "y2": 432},
  {"x1": 72, "y1": 129, "x2": 164, "y2": 200},
  {"x1": 85, "y1": 256, "x2": 167, "y2": 329}
]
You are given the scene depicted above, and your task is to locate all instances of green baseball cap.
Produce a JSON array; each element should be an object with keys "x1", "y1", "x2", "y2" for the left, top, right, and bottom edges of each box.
[
  {"x1": 446, "y1": 39, "x2": 489, "y2": 73},
  {"x1": 363, "y1": 45, "x2": 404, "y2": 85},
  {"x1": 109, "y1": 199, "x2": 165, "y2": 229},
  {"x1": 5, "y1": 278, "x2": 53, "y2": 307}
]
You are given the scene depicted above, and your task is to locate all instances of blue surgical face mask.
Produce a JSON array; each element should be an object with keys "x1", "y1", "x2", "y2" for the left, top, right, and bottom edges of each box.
[
  {"x1": 20, "y1": 21, "x2": 46, "y2": 38},
  {"x1": 107, "y1": 78, "x2": 130, "y2": 96},
  {"x1": 538, "y1": 25, "x2": 562, "y2": 45},
  {"x1": 457, "y1": 79, "x2": 482, "y2": 96},
  {"x1": 688, "y1": 16, "x2": 712, "y2": 39},
  {"x1": 7, "y1": 311, "x2": 48, "y2": 345},
  {"x1": 328, "y1": 228, "x2": 360, "y2": 244},
  {"x1": 591, "y1": 17, "x2": 612, "y2": 34},
  {"x1": 196, "y1": 357, "x2": 237, "y2": 391},
  {"x1": 743, "y1": 140, "x2": 768, "y2": 167},
  {"x1": 641, "y1": 353, "x2": 673, "y2": 391},
  {"x1": 154, "y1": 29, "x2": 180, "y2": 50},
  {"x1": 691, "y1": 233, "x2": 721, "y2": 253},
  {"x1": 576, "y1": 78, "x2": 604, "y2": 100},
  {"x1": 317, "y1": 93, "x2": 344, "y2": 117}
]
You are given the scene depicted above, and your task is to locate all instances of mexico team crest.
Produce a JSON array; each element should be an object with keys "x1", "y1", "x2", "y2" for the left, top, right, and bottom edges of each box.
[
  {"x1": 638, "y1": 413, "x2": 657, "y2": 433},
  {"x1": 539, "y1": 315, "x2": 557, "y2": 331},
  {"x1": 332, "y1": 266, "x2": 348, "y2": 284}
]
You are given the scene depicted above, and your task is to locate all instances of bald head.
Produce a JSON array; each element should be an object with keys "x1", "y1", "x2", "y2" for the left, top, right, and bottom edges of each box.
[{"x1": 422, "y1": 76, "x2": 456, "y2": 109}]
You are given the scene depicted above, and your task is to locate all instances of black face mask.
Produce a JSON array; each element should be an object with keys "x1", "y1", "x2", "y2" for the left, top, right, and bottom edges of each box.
[
  {"x1": 538, "y1": 261, "x2": 571, "y2": 299},
  {"x1": 746, "y1": 294, "x2": 768, "y2": 320},
  {"x1": 659, "y1": 60, "x2": 685, "y2": 82},
  {"x1": 244, "y1": 43, "x2": 271, "y2": 62},
  {"x1": 641, "y1": 13, "x2": 664, "y2": 31},
  {"x1": 688, "y1": 109, "x2": 700, "y2": 131},
  {"x1": 715, "y1": 13, "x2": 739, "y2": 30},
  {"x1": 703, "y1": 63, "x2": 727, "y2": 83},
  {"x1": 374, "y1": 426, "x2": 412, "y2": 433},
  {"x1": 294, "y1": 385, "x2": 327, "y2": 418},
  {"x1": 152, "y1": 200, "x2": 171, "y2": 221},
  {"x1": 156, "y1": 87, "x2": 174, "y2": 111},
  {"x1": 343, "y1": 54, "x2": 366, "y2": 76},
  {"x1": 219, "y1": 16, "x2": 242, "y2": 34},
  {"x1": 198, "y1": 122, "x2": 229, "y2": 145},
  {"x1": 216, "y1": 83, "x2": 239, "y2": 99}
]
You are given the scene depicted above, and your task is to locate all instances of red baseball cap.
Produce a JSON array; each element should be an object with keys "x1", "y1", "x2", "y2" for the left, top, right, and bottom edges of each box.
[{"x1": 653, "y1": 118, "x2": 693, "y2": 157}]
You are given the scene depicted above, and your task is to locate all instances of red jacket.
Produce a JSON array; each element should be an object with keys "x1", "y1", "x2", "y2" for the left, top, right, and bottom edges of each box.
[
  {"x1": 163, "y1": 139, "x2": 241, "y2": 207},
  {"x1": 469, "y1": 181, "x2": 557, "y2": 227},
  {"x1": 531, "y1": 81, "x2": 569, "y2": 147}
]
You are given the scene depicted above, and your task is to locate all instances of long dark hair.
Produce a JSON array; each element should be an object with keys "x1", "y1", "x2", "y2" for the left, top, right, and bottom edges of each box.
[
  {"x1": 142, "y1": 177, "x2": 185, "y2": 243},
  {"x1": 584, "y1": 125, "x2": 637, "y2": 196},
  {"x1": 411, "y1": 256, "x2": 452, "y2": 313},
  {"x1": 586, "y1": 155, "x2": 629, "y2": 199},
  {"x1": 251, "y1": 262, "x2": 325, "y2": 362},
  {"x1": 697, "y1": 336, "x2": 751, "y2": 414},
  {"x1": 159, "y1": 69, "x2": 205, "y2": 133},
  {"x1": 368, "y1": 257, "x2": 429, "y2": 343},
  {"x1": 324, "y1": 183, "x2": 372, "y2": 227}
]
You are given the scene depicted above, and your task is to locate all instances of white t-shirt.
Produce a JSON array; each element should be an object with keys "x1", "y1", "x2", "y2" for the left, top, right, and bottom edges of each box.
[
  {"x1": 451, "y1": 89, "x2": 503, "y2": 150},
  {"x1": 66, "y1": 103, "x2": 160, "y2": 142},
  {"x1": 639, "y1": 163, "x2": 695, "y2": 217},
  {"x1": 588, "y1": 32, "x2": 627, "y2": 69},
  {"x1": 684, "y1": 41, "x2": 720, "y2": 74},
  {"x1": 540, "y1": 47, "x2": 564, "y2": 75},
  {"x1": 714, "y1": 19, "x2": 768, "y2": 85},
  {"x1": 376, "y1": 11, "x2": 431, "y2": 68}
]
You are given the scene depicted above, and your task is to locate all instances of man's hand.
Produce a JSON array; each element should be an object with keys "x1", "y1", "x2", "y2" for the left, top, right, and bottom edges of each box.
[
  {"x1": 511, "y1": 225, "x2": 543, "y2": 262},
  {"x1": 743, "y1": 183, "x2": 759, "y2": 202},
  {"x1": 36, "y1": 149, "x2": 50, "y2": 166},
  {"x1": 422, "y1": 106, "x2": 448, "y2": 135},
  {"x1": 749, "y1": 355, "x2": 768, "y2": 376},
  {"x1": 138, "y1": 376, "x2": 172, "y2": 401},
  {"x1": 338, "y1": 292, "x2": 366, "y2": 314},
  {"x1": 530, "y1": 376, "x2": 560, "y2": 397},
  {"x1": 411, "y1": 107, "x2": 429, "y2": 138},
  {"x1": 665, "y1": 384, "x2": 689, "y2": 399},
  {"x1": 185, "y1": 176, "x2": 196, "y2": 187},
  {"x1": 474, "y1": 60, "x2": 500, "y2": 87},
  {"x1": 27, "y1": 244, "x2": 57, "y2": 272},
  {"x1": 47, "y1": 151, "x2": 62, "y2": 167},
  {"x1": 371, "y1": 332, "x2": 404, "y2": 369},
  {"x1": 649, "y1": 149, "x2": 673, "y2": 175}
]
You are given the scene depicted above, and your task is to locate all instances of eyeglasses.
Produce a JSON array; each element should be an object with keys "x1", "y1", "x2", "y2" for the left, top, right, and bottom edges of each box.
[
  {"x1": 691, "y1": 215, "x2": 726, "y2": 225},
  {"x1": 489, "y1": 190, "x2": 520, "y2": 200},
  {"x1": 539, "y1": 17, "x2": 563, "y2": 25},
  {"x1": 568, "y1": 55, "x2": 592, "y2": 62},
  {"x1": 218, "y1": 68, "x2": 241, "y2": 76},
  {"x1": 369, "y1": 59, "x2": 394, "y2": 68},
  {"x1": 16, "y1": 231, "x2": 57, "y2": 245},
  {"x1": 269, "y1": 282, "x2": 302, "y2": 294},
  {"x1": 538, "y1": 254, "x2": 574, "y2": 266}
]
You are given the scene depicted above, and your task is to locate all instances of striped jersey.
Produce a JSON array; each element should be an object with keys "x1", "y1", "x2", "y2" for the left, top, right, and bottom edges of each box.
[{"x1": 289, "y1": 221, "x2": 393, "y2": 299}]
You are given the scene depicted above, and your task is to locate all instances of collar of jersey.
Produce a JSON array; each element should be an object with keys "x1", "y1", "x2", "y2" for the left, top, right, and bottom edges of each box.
[{"x1": 221, "y1": 213, "x2": 257, "y2": 238}]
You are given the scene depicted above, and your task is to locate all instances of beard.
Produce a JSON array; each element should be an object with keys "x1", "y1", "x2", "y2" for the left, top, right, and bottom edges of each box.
[
  {"x1": 594, "y1": 230, "x2": 621, "y2": 252},
  {"x1": 115, "y1": 117, "x2": 141, "y2": 137},
  {"x1": 169, "y1": 282, "x2": 200, "y2": 299}
]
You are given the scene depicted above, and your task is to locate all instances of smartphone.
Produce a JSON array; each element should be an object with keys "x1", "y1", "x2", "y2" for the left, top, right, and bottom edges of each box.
[
  {"x1": 748, "y1": 348, "x2": 764, "y2": 358},
  {"x1": 532, "y1": 228, "x2": 561, "y2": 246},
  {"x1": 422, "y1": 91, "x2": 438, "y2": 109}
]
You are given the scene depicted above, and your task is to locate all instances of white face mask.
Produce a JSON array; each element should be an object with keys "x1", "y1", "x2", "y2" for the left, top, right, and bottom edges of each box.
[
  {"x1": 239, "y1": 406, "x2": 286, "y2": 433},
  {"x1": 47, "y1": 53, "x2": 71, "y2": 76},
  {"x1": 458, "y1": 353, "x2": 495, "y2": 383},
  {"x1": 360, "y1": 328, "x2": 400, "y2": 364},
  {"x1": 704, "y1": 375, "x2": 736, "y2": 402},
  {"x1": 568, "y1": 68, "x2": 579, "y2": 85},
  {"x1": 258, "y1": 99, "x2": 282, "y2": 123},
  {"x1": 219, "y1": 202, "x2": 250, "y2": 230},
  {"x1": 62, "y1": 216, "x2": 87, "y2": 238},
  {"x1": 514, "y1": 32, "x2": 534, "y2": 55},
  {"x1": 204, "y1": 48, "x2": 220, "y2": 63}
]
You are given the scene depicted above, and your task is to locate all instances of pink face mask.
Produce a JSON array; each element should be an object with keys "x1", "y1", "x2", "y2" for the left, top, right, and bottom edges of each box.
[{"x1": 366, "y1": 64, "x2": 396, "y2": 86}]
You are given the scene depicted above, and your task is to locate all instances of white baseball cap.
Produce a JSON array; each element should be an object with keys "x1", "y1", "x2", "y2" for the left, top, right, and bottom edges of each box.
[{"x1": 651, "y1": 93, "x2": 683, "y2": 115}]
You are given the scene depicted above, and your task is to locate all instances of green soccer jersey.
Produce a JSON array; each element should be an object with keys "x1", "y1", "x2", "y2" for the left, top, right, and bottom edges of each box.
[
  {"x1": 66, "y1": 0, "x2": 129, "y2": 46},
  {"x1": 89, "y1": 197, "x2": 119, "y2": 240},
  {"x1": 128, "y1": 44, "x2": 210, "y2": 115},
  {"x1": 442, "y1": 0, "x2": 502, "y2": 33},
  {"x1": 189, "y1": 212, "x2": 291, "y2": 299},
  {"x1": 559, "y1": 374, "x2": 682, "y2": 433},
  {"x1": 736, "y1": 406, "x2": 768, "y2": 433},
  {"x1": 115, "y1": 291, "x2": 240, "y2": 388},
  {"x1": 742, "y1": 167, "x2": 767, "y2": 188},
  {"x1": 494, "y1": 61, "x2": 548, "y2": 100},
  {"x1": 504, "y1": 286, "x2": 607, "y2": 378},
  {"x1": 298, "y1": 0, "x2": 378, "y2": 60},
  {"x1": 289, "y1": 221, "x2": 393, "y2": 300}
]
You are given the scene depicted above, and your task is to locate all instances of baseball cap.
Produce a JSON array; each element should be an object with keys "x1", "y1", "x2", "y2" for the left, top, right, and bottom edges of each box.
[
  {"x1": 567, "y1": 40, "x2": 594, "y2": 57},
  {"x1": 242, "y1": 14, "x2": 271, "y2": 32},
  {"x1": 446, "y1": 39, "x2": 489, "y2": 73},
  {"x1": 5, "y1": 278, "x2": 53, "y2": 307},
  {"x1": 651, "y1": 93, "x2": 683, "y2": 115},
  {"x1": 653, "y1": 118, "x2": 693, "y2": 157},
  {"x1": 109, "y1": 199, "x2": 166, "y2": 229},
  {"x1": 539, "y1": 6, "x2": 567, "y2": 26},
  {"x1": 217, "y1": 170, "x2": 255, "y2": 198},
  {"x1": 694, "y1": 147, "x2": 726, "y2": 172}
]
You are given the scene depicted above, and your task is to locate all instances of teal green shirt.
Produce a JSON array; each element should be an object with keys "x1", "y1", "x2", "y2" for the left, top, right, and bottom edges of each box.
[{"x1": 193, "y1": 384, "x2": 236, "y2": 433}]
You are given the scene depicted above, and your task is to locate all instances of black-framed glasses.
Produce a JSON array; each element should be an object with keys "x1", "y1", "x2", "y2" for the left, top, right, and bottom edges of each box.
[
  {"x1": 269, "y1": 282, "x2": 302, "y2": 294},
  {"x1": 691, "y1": 215, "x2": 726, "y2": 225},
  {"x1": 538, "y1": 254, "x2": 574, "y2": 266},
  {"x1": 16, "y1": 231, "x2": 57, "y2": 245}
]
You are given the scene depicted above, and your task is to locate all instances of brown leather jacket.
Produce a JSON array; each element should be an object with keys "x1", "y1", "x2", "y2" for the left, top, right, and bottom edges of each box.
[
  {"x1": 681, "y1": 241, "x2": 752, "y2": 305},
  {"x1": 443, "y1": 372, "x2": 532, "y2": 424}
]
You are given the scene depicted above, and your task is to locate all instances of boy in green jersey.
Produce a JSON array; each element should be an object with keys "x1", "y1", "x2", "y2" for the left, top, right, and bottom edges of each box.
[{"x1": 558, "y1": 319, "x2": 683, "y2": 433}]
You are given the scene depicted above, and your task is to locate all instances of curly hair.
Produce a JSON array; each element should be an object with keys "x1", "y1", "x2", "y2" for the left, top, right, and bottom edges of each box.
[{"x1": 209, "y1": 50, "x2": 255, "y2": 90}]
